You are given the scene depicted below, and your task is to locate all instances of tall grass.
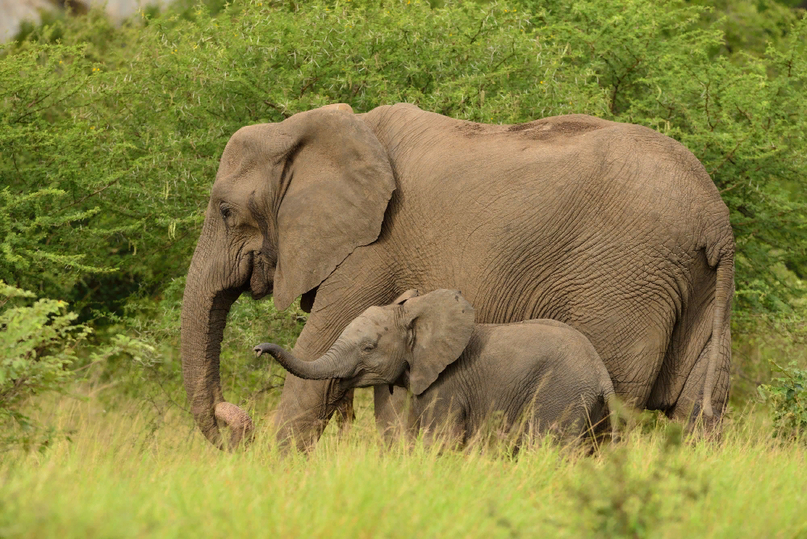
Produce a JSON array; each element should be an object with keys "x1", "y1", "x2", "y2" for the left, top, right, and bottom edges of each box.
[{"x1": 1, "y1": 387, "x2": 805, "y2": 538}]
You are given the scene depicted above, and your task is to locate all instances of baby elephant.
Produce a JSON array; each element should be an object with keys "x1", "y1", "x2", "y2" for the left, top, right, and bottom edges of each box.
[{"x1": 255, "y1": 289, "x2": 616, "y2": 446}]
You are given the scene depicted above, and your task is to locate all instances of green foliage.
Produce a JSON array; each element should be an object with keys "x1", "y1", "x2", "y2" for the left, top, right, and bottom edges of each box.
[
  {"x1": 758, "y1": 360, "x2": 807, "y2": 439},
  {"x1": 0, "y1": 45, "x2": 117, "y2": 298},
  {"x1": 0, "y1": 32, "x2": 204, "y2": 311},
  {"x1": 0, "y1": 187, "x2": 111, "y2": 295},
  {"x1": 0, "y1": 280, "x2": 164, "y2": 449},
  {"x1": 569, "y1": 424, "x2": 707, "y2": 538},
  {"x1": 216, "y1": 295, "x2": 307, "y2": 400},
  {"x1": 691, "y1": 0, "x2": 804, "y2": 58},
  {"x1": 0, "y1": 281, "x2": 87, "y2": 448}
]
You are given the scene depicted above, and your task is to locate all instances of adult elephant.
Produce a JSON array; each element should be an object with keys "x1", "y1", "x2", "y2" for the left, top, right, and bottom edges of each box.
[{"x1": 180, "y1": 103, "x2": 734, "y2": 450}]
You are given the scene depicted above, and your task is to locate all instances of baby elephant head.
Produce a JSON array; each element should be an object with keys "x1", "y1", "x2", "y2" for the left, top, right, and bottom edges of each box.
[{"x1": 254, "y1": 289, "x2": 475, "y2": 395}]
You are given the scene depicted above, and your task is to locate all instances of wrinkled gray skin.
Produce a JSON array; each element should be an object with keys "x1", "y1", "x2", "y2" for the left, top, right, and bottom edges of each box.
[
  {"x1": 255, "y1": 290, "x2": 617, "y2": 445},
  {"x1": 180, "y1": 102, "x2": 734, "y2": 450}
]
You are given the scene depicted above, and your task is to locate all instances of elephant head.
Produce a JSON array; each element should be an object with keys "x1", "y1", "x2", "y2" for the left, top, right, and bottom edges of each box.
[
  {"x1": 254, "y1": 289, "x2": 476, "y2": 396},
  {"x1": 180, "y1": 104, "x2": 396, "y2": 448}
]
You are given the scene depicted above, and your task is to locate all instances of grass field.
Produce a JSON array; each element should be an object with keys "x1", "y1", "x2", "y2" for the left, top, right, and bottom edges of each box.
[{"x1": 1, "y1": 386, "x2": 805, "y2": 538}]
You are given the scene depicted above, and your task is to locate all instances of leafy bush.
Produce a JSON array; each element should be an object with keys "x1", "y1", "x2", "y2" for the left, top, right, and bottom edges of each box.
[
  {"x1": 0, "y1": 281, "x2": 88, "y2": 448},
  {"x1": 568, "y1": 424, "x2": 707, "y2": 537},
  {"x1": 0, "y1": 280, "x2": 164, "y2": 449},
  {"x1": 0, "y1": 186, "x2": 111, "y2": 297},
  {"x1": 0, "y1": 42, "x2": 128, "y2": 305},
  {"x1": 758, "y1": 360, "x2": 807, "y2": 440}
]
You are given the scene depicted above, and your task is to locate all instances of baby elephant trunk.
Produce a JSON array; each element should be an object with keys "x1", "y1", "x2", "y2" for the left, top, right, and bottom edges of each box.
[{"x1": 254, "y1": 343, "x2": 352, "y2": 381}]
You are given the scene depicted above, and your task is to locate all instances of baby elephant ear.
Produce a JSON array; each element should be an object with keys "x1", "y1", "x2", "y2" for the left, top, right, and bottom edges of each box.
[
  {"x1": 402, "y1": 289, "x2": 475, "y2": 395},
  {"x1": 393, "y1": 289, "x2": 419, "y2": 304}
]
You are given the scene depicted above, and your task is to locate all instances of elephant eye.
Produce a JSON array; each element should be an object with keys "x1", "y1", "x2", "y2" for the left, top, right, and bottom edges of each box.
[
  {"x1": 220, "y1": 204, "x2": 234, "y2": 221},
  {"x1": 361, "y1": 342, "x2": 376, "y2": 353}
]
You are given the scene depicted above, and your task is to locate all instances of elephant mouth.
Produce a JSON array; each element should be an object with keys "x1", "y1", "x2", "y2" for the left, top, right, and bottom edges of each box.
[
  {"x1": 249, "y1": 254, "x2": 274, "y2": 300},
  {"x1": 251, "y1": 285, "x2": 272, "y2": 301},
  {"x1": 300, "y1": 287, "x2": 318, "y2": 313},
  {"x1": 250, "y1": 271, "x2": 273, "y2": 300}
]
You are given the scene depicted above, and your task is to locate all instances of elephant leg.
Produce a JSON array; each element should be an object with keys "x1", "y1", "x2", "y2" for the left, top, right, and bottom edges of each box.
[
  {"x1": 274, "y1": 374, "x2": 342, "y2": 451},
  {"x1": 334, "y1": 388, "x2": 356, "y2": 434},
  {"x1": 373, "y1": 385, "x2": 417, "y2": 443},
  {"x1": 416, "y1": 392, "x2": 467, "y2": 450},
  {"x1": 420, "y1": 413, "x2": 466, "y2": 451}
]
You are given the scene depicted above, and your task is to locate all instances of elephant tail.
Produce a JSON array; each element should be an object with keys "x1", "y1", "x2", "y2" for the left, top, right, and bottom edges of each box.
[
  {"x1": 702, "y1": 248, "x2": 734, "y2": 419},
  {"x1": 603, "y1": 386, "x2": 620, "y2": 442},
  {"x1": 591, "y1": 370, "x2": 619, "y2": 442}
]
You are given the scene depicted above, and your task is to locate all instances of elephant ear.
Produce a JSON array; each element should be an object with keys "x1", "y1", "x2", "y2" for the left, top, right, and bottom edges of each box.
[
  {"x1": 402, "y1": 289, "x2": 476, "y2": 395},
  {"x1": 273, "y1": 106, "x2": 396, "y2": 311},
  {"x1": 393, "y1": 289, "x2": 420, "y2": 305}
]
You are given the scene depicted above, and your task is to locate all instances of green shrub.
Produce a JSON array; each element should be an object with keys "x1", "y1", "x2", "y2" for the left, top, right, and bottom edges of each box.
[
  {"x1": 0, "y1": 280, "x2": 165, "y2": 449},
  {"x1": 758, "y1": 360, "x2": 807, "y2": 440},
  {"x1": 0, "y1": 281, "x2": 88, "y2": 449},
  {"x1": 568, "y1": 424, "x2": 707, "y2": 538},
  {"x1": 0, "y1": 42, "x2": 118, "y2": 299}
]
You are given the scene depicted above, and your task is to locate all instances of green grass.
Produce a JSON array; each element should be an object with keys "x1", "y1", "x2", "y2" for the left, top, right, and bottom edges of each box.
[{"x1": 1, "y1": 388, "x2": 806, "y2": 538}]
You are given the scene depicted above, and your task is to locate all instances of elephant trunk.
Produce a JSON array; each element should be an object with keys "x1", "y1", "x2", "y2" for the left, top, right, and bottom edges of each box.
[
  {"x1": 181, "y1": 242, "x2": 253, "y2": 449},
  {"x1": 257, "y1": 343, "x2": 353, "y2": 381}
]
